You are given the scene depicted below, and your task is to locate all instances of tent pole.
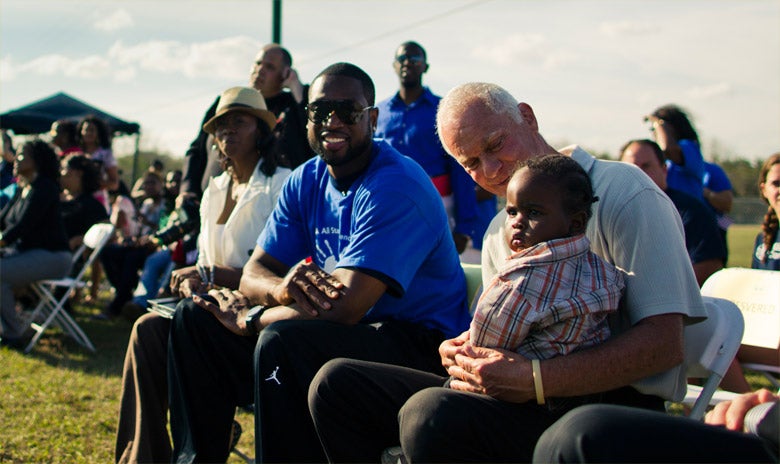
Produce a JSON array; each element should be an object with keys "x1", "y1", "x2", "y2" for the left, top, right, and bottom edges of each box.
[{"x1": 131, "y1": 132, "x2": 140, "y2": 187}]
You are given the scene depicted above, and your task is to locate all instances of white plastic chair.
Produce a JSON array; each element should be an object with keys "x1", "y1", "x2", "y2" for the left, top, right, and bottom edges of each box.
[
  {"x1": 701, "y1": 268, "x2": 780, "y2": 389},
  {"x1": 678, "y1": 296, "x2": 745, "y2": 420},
  {"x1": 24, "y1": 222, "x2": 114, "y2": 353}
]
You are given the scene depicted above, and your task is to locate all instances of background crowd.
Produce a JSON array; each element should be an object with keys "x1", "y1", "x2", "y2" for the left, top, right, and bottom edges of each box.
[{"x1": 0, "y1": 41, "x2": 777, "y2": 464}]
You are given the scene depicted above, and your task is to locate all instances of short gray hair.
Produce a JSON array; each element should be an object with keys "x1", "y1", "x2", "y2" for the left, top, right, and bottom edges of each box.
[
  {"x1": 436, "y1": 83, "x2": 524, "y2": 152},
  {"x1": 438, "y1": 82, "x2": 522, "y2": 123}
]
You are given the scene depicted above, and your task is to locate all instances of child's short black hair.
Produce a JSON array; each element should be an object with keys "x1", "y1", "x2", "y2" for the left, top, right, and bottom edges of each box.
[{"x1": 518, "y1": 154, "x2": 598, "y2": 221}]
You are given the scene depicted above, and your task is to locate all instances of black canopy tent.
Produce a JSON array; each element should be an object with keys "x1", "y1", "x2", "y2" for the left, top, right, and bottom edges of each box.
[{"x1": 0, "y1": 92, "x2": 143, "y2": 181}]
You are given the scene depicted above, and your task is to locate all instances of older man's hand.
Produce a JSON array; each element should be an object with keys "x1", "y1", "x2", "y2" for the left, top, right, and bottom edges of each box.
[{"x1": 446, "y1": 342, "x2": 535, "y2": 403}]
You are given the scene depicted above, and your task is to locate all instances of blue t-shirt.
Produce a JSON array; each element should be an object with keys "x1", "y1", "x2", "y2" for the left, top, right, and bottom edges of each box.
[
  {"x1": 376, "y1": 87, "x2": 478, "y2": 237},
  {"x1": 703, "y1": 161, "x2": 734, "y2": 228},
  {"x1": 666, "y1": 139, "x2": 705, "y2": 202},
  {"x1": 703, "y1": 162, "x2": 732, "y2": 193},
  {"x1": 257, "y1": 139, "x2": 471, "y2": 338},
  {"x1": 752, "y1": 232, "x2": 780, "y2": 270}
]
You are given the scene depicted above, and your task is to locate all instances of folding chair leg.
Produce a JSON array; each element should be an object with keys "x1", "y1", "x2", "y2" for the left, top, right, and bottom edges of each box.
[
  {"x1": 24, "y1": 325, "x2": 46, "y2": 354},
  {"x1": 26, "y1": 283, "x2": 51, "y2": 326},
  {"x1": 688, "y1": 374, "x2": 723, "y2": 421},
  {"x1": 54, "y1": 311, "x2": 96, "y2": 352},
  {"x1": 25, "y1": 282, "x2": 95, "y2": 353}
]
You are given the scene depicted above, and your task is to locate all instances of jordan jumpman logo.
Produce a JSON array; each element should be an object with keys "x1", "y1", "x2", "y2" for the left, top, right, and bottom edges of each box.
[{"x1": 265, "y1": 366, "x2": 281, "y2": 385}]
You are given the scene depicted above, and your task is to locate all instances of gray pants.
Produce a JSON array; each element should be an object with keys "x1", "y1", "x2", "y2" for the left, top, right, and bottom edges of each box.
[{"x1": 0, "y1": 248, "x2": 72, "y2": 339}]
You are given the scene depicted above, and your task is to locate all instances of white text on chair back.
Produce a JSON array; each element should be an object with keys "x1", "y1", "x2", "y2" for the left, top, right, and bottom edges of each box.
[{"x1": 701, "y1": 268, "x2": 780, "y2": 350}]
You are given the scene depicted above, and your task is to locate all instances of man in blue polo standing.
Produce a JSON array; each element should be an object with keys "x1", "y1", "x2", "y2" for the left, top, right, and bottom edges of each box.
[{"x1": 376, "y1": 41, "x2": 486, "y2": 257}]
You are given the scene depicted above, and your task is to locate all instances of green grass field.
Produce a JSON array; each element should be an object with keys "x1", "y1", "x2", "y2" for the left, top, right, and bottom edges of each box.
[
  {"x1": 0, "y1": 224, "x2": 767, "y2": 462},
  {"x1": 0, "y1": 294, "x2": 256, "y2": 463},
  {"x1": 726, "y1": 224, "x2": 761, "y2": 268}
]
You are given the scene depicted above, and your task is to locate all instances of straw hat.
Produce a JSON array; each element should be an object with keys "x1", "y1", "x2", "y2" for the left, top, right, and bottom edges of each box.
[{"x1": 202, "y1": 86, "x2": 277, "y2": 134}]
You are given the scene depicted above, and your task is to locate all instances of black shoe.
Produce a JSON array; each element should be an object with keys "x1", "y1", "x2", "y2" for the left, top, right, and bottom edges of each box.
[
  {"x1": 121, "y1": 302, "x2": 146, "y2": 323},
  {"x1": 0, "y1": 337, "x2": 25, "y2": 350},
  {"x1": 0, "y1": 329, "x2": 34, "y2": 351}
]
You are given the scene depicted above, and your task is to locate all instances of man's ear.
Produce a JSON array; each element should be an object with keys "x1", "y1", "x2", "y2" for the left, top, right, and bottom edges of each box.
[
  {"x1": 369, "y1": 107, "x2": 379, "y2": 131},
  {"x1": 518, "y1": 102, "x2": 539, "y2": 132},
  {"x1": 282, "y1": 67, "x2": 291, "y2": 80},
  {"x1": 568, "y1": 211, "x2": 588, "y2": 236},
  {"x1": 423, "y1": 62, "x2": 430, "y2": 74}
]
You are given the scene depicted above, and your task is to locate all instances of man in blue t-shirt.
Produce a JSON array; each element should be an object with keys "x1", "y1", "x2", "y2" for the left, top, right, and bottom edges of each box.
[{"x1": 166, "y1": 62, "x2": 471, "y2": 463}]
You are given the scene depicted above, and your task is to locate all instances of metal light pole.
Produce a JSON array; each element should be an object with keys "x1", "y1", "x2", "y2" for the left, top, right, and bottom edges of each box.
[{"x1": 272, "y1": 0, "x2": 282, "y2": 43}]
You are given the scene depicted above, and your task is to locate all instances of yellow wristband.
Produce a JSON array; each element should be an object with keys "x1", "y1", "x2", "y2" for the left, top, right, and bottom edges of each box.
[{"x1": 531, "y1": 359, "x2": 545, "y2": 405}]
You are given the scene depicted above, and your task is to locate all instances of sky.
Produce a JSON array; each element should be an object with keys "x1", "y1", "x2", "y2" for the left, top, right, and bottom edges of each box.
[{"x1": 2, "y1": 0, "x2": 778, "y2": 163}]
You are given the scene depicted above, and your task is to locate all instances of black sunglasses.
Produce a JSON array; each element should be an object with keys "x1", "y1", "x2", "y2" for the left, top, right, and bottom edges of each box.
[
  {"x1": 306, "y1": 100, "x2": 373, "y2": 125},
  {"x1": 395, "y1": 54, "x2": 425, "y2": 64}
]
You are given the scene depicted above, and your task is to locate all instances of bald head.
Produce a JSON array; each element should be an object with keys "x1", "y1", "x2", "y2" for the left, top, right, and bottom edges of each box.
[
  {"x1": 262, "y1": 43, "x2": 292, "y2": 67},
  {"x1": 435, "y1": 82, "x2": 554, "y2": 197},
  {"x1": 436, "y1": 83, "x2": 524, "y2": 153},
  {"x1": 250, "y1": 44, "x2": 292, "y2": 97}
]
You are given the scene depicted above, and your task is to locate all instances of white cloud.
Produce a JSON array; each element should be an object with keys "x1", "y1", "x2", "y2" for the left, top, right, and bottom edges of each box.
[
  {"x1": 93, "y1": 8, "x2": 134, "y2": 32},
  {"x1": 0, "y1": 56, "x2": 16, "y2": 81},
  {"x1": 21, "y1": 54, "x2": 112, "y2": 79},
  {"x1": 599, "y1": 20, "x2": 659, "y2": 38},
  {"x1": 107, "y1": 36, "x2": 261, "y2": 79},
  {"x1": 0, "y1": 36, "x2": 262, "y2": 83},
  {"x1": 686, "y1": 82, "x2": 732, "y2": 99},
  {"x1": 114, "y1": 67, "x2": 137, "y2": 82},
  {"x1": 472, "y1": 34, "x2": 572, "y2": 70},
  {"x1": 108, "y1": 40, "x2": 189, "y2": 73}
]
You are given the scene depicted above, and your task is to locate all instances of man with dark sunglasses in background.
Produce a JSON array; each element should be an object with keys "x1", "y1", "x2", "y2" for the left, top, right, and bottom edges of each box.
[
  {"x1": 376, "y1": 41, "x2": 487, "y2": 261},
  {"x1": 166, "y1": 62, "x2": 471, "y2": 463}
]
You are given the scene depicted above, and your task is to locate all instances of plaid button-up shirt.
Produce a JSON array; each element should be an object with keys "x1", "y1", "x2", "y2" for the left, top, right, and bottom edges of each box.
[{"x1": 470, "y1": 234, "x2": 625, "y2": 360}]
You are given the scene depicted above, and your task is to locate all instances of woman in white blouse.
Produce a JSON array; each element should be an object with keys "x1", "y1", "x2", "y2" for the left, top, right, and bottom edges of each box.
[{"x1": 115, "y1": 87, "x2": 291, "y2": 464}]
